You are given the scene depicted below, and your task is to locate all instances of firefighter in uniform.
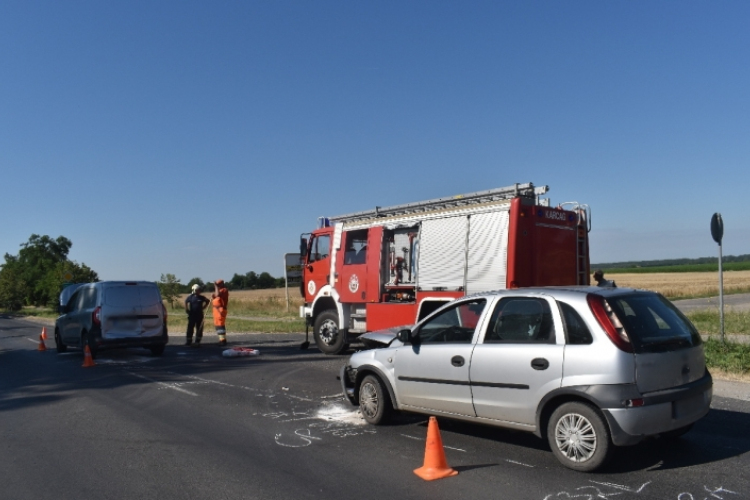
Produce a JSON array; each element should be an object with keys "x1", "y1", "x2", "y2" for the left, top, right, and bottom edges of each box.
[
  {"x1": 212, "y1": 279, "x2": 229, "y2": 346},
  {"x1": 184, "y1": 284, "x2": 210, "y2": 347}
]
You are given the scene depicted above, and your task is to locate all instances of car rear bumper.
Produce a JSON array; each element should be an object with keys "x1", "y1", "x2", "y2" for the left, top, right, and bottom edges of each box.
[
  {"x1": 95, "y1": 329, "x2": 169, "y2": 350},
  {"x1": 603, "y1": 372, "x2": 713, "y2": 445}
]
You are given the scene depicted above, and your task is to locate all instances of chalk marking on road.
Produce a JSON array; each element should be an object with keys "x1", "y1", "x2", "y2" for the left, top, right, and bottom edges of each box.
[
  {"x1": 590, "y1": 482, "x2": 651, "y2": 494},
  {"x1": 505, "y1": 459, "x2": 534, "y2": 467},
  {"x1": 400, "y1": 434, "x2": 421, "y2": 440},
  {"x1": 26, "y1": 338, "x2": 41, "y2": 344},
  {"x1": 320, "y1": 393, "x2": 343, "y2": 399},
  {"x1": 127, "y1": 371, "x2": 199, "y2": 396}
]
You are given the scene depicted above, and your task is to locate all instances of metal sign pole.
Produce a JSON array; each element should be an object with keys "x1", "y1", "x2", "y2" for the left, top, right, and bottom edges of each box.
[
  {"x1": 710, "y1": 213, "x2": 725, "y2": 344},
  {"x1": 719, "y1": 241, "x2": 724, "y2": 343}
]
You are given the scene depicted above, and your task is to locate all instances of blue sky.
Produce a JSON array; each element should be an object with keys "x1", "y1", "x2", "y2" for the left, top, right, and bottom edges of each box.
[{"x1": 2, "y1": 1, "x2": 748, "y2": 282}]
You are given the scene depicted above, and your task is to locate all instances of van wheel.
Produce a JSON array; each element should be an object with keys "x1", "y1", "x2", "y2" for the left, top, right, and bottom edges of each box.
[
  {"x1": 359, "y1": 375, "x2": 392, "y2": 425},
  {"x1": 548, "y1": 402, "x2": 611, "y2": 472},
  {"x1": 55, "y1": 328, "x2": 67, "y2": 353},
  {"x1": 150, "y1": 345, "x2": 165, "y2": 357},
  {"x1": 313, "y1": 310, "x2": 347, "y2": 355}
]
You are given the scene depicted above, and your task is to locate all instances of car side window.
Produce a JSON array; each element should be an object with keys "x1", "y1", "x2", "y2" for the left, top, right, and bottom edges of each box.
[
  {"x1": 417, "y1": 299, "x2": 486, "y2": 344},
  {"x1": 484, "y1": 297, "x2": 555, "y2": 344},
  {"x1": 66, "y1": 290, "x2": 83, "y2": 312},
  {"x1": 558, "y1": 301, "x2": 593, "y2": 345}
]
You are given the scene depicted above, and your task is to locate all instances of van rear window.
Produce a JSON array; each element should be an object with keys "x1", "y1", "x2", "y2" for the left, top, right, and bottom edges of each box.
[
  {"x1": 105, "y1": 286, "x2": 162, "y2": 307},
  {"x1": 605, "y1": 293, "x2": 702, "y2": 353}
]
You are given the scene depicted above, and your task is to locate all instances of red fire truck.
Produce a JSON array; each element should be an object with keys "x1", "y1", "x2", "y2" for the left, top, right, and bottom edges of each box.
[{"x1": 298, "y1": 182, "x2": 590, "y2": 354}]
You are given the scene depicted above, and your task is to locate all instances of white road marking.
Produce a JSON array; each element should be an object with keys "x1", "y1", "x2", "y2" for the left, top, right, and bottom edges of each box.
[
  {"x1": 506, "y1": 459, "x2": 534, "y2": 467},
  {"x1": 27, "y1": 338, "x2": 41, "y2": 344},
  {"x1": 128, "y1": 371, "x2": 199, "y2": 396},
  {"x1": 400, "y1": 433, "x2": 465, "y2": 451}
]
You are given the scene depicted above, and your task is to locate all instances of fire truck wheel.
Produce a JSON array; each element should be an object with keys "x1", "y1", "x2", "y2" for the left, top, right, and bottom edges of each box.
[{"x1": 313, "y1": 310, "x2": 346, "y2": 355}]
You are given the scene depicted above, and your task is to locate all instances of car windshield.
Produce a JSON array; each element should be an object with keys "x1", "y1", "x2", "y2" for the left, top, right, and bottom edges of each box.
[{"x1": 605, "y1": 292, "x2": 702, "y2": 353}]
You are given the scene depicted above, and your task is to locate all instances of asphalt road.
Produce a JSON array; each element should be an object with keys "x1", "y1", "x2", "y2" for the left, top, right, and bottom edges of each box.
[
  {"x1": 2, "y1": 316, "x2": 750, "y2": 500},
  {"x1": 673, "y1": 293, "x2": 750, "y2": 313}
]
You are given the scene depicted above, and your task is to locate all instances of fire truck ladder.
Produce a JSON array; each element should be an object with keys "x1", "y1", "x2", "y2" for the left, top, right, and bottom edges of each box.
[
  {"x1": 559, "y1": 202, "x2": 591, "y2": 285},
  {"x1": 331, "y1": 182, "x2": 549, "y2": 223}
]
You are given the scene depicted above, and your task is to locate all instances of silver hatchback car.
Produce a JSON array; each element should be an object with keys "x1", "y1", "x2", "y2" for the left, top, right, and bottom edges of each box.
[{"x1": 340, "y1": 287, "x2": 712, "y2": 472}]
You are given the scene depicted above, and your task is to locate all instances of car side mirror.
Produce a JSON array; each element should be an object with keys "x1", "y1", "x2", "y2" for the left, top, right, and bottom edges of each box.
[
  {"x1": 397, "y1": 328, "x2": 413, "y2": 344},
  {"x1": 58, "y1": 305, "x2": 64, "y2": 314}
]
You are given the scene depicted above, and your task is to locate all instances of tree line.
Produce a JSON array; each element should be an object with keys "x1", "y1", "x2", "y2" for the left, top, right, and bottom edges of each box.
[
  {"x1": 593, "y1": 254, "x2": 750, "y2": 270},
  {"x1": 0, "y1": 235, "x2": 98, "y2": 311},
  {"x1": 0, "y1": 234, "x2": 290, "y2": 312}
]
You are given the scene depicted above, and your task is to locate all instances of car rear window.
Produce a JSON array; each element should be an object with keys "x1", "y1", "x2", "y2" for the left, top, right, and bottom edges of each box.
[
  {"x1": 104, "y1": 285, "x2": 162, "y2": 308},
  {"x1": 605, "y1": 292, "x2": 702, "y2": 353}
]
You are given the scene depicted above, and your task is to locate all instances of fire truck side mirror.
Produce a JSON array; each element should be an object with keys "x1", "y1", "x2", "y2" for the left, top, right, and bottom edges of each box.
[
  {"x1": 397, "y1": 329, "x2": 413, "y2": 344},
  {"x1": 300, "y1": 237, "x2": 308, "y2": 257}
]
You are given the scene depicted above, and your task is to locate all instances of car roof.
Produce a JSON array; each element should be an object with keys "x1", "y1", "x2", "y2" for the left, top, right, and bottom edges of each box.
[{"x1": 461, "y1": 286, "x2": 652, "y2": 302}]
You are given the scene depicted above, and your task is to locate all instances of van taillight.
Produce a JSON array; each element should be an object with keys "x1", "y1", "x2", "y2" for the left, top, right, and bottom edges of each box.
[
  {"x1": 92, "y1": 306, "x2": 101, "y2": 326},
  {"x1": 586, "y1": 294, "x2": 633, "y2": 353},
  {"x1": 162, "y1": 304, "x2": 168, "y2": 323}
]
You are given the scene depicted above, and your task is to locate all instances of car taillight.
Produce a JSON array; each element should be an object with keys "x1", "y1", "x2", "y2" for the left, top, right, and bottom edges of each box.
[
  {"x1": 162, "y1": 303, "x2": 168, "y2": 323},
  {"x1": 586, "y1": 294, "x2": 633, "y2": 353},
  {"x1": 92, "y1": 306, "x2": 101, "y2": 326}
]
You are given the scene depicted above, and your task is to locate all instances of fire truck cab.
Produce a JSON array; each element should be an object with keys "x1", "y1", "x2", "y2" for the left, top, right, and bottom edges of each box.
[{"x1": 299, "y1": 182, "x2": 590, "y2": 354}]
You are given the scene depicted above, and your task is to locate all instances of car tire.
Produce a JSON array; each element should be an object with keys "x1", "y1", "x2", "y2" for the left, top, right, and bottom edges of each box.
[
  {"x1": 313, "y1": 310, "x2": 347, "y2": 355},
  {"x1": 55, "y1": 328, "x2": 67, "y2": 353},
  {"x1": 548, "y1": 401, "x2": 612, "y2": 472},
  {"x1": 660, "y1": 423, "x2": 693, "y2": 440},
  {"x1": 359, "y1": 375, "x2": 392, "y2": 425},
  {"x1": 149, "y1": 344, "x2": 165, "y2": 357}
]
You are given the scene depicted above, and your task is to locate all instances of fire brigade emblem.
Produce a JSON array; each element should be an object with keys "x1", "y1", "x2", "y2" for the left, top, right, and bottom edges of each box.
[
  {"x1": 307, "y1": 280, "x2": 316, "y2": 295},
  {"x1": 348, "y1": 274, "x2": 359, "y2": 293}
]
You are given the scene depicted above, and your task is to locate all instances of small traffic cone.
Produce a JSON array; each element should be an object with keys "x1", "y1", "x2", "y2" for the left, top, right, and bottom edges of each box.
[
  {"x1": 41, "y1": 327, "x2": 48, "y2": 340},
  {"x1": 82, "y1": 345, "x2": 96, "y2": 368},
  {"x1": 413, "y1": 416, "x2": 458, "y2": 481},
  {"x1": 37, "y1": 334, "x2": 47, "y2": 352}
]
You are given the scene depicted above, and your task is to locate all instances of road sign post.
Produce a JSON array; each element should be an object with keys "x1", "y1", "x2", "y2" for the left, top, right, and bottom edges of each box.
[{"x1": 710, "y1": 213, "x2": 724, "y2": 343}]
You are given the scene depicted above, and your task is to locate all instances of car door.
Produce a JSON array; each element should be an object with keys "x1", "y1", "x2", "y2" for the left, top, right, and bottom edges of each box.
[
  {"x1": 469, "y1": 295, "x2": 564, "y2": 426},
  {"x1": 61, "y1": 289, "x2": 85, "y2": 344},
  {"x1": 393, "y1": 298, "x2": 487, "y2": 416}
]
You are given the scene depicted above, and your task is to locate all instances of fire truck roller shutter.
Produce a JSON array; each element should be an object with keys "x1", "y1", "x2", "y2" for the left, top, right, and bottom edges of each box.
[
  {"x1": 466, "y1": 210, "x2": 510, "y2": 294},
  {"x1": 418, "y1": 216, "x2": 468, "y2": 291}
]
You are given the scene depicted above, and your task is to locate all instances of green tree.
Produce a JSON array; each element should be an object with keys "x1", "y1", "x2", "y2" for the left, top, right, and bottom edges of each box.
[
  {"x1": 0, "y1": 234, "x2": 98, "y2": 308},
  {"x1": 158, "y1": 273, "x2": 182, "y2": 309},
  {"x1": 0, "y1": 259, "x2": 27, "y2": 311},
  {"x1": 257, "y1": 272, "x2": 275, "y2": 289}
]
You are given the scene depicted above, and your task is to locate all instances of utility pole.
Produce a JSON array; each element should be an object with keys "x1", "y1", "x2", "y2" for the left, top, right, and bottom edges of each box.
[{"x1": 710, "y1": 213, "x2": 724, "y2": 343}]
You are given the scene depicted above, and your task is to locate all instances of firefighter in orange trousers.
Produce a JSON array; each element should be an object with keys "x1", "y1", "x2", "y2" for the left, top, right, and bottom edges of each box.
[{"x1": 212, "y1": 279, "x2": 229, "y2": 346}]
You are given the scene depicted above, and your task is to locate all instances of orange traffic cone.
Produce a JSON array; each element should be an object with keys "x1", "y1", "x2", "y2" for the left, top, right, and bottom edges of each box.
[
  {"x1": 414, "y1": 416, "x2": 458, "y2": 481},
  {"x1": 82, "y1": 345, "x2": 96, "y2": 368},
  {"x1": 37, "y1": 334, "x2": 47, "y2": 352},
  {"x1": 41, "y1": 327, "x2": 48, "y2": 340}
]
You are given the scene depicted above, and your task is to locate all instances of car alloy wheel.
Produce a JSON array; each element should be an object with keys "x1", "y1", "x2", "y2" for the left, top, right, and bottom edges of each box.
[{"x1": 554, "y1": 412, "x2": 597, "y2": 462}]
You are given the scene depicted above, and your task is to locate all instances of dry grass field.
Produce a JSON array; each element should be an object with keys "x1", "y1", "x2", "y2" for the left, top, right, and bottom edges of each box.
[{"x1": 612, "y1": 271, "x2": 750, "y2": 299}]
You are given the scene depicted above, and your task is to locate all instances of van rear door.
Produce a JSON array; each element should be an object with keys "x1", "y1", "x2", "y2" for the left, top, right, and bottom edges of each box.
[{"x1": 102, "y1": 283, "x2": 164, "y2": 338}]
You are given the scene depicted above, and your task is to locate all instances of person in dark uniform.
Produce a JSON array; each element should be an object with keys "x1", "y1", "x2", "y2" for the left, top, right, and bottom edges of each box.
[
  {"x1": 593, "y1": 269, "x2": 616, "y2": 288},
  {"x1": 185, "y1": 284, "x2": 210, "y2": 347}
]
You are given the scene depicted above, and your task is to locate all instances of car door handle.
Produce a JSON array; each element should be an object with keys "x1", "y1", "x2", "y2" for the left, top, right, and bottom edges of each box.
[
  {"x1": 451, "y1": 356, "x2": 465, "y2": 367},
  {"x1": 531, "y1": 358, "x2": 549, "y2": 370}
]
